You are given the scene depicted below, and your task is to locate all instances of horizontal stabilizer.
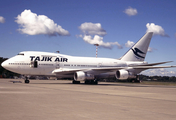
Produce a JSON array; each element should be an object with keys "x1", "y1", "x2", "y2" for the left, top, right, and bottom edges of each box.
[
  {"x1": 133, "y1": 65, "x2": 176, "y2": 69},
  {"x1": 136, "y1": 61, "x2": 173, "y2": 66}
]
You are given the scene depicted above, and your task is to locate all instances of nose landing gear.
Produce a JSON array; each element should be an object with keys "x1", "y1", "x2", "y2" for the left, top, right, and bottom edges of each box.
[{"x1": 24, "y1": 77, "x2": 30, "y2": 84}]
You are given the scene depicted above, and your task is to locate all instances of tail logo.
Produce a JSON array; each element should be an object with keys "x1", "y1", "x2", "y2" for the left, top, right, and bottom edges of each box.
[{"x1": 131, "y1": 48, "x2": 145, "y2": 59}]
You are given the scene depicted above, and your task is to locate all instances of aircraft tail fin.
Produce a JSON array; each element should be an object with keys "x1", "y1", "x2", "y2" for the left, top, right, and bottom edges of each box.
[{"x1": 120, "y1": 32, "x2": 153, "y2": 61}]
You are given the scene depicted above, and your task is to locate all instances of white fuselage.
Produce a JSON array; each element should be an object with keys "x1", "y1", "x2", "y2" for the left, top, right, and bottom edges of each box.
[{"x1": 2, "y1": 51, "x2": 145, "y2": 78}]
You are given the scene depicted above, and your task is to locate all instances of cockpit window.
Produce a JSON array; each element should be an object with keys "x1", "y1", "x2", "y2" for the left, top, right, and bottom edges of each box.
[{"x1": 17, "y1": 53, "x2": 24, "y2": 55}]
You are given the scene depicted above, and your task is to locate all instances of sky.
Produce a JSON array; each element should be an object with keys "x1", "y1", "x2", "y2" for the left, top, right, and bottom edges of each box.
[{"x1": 0, "y1": 0, "x2": 176, "y2": 76}]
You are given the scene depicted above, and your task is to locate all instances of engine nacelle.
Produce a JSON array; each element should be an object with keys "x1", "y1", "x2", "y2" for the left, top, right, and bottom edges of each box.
[
  {"x1": 74, "y1": 71, "x2": 94, "y2": 81},
  {"x1": 115, "y1": 70, "x2": 136, "y2": 80}
]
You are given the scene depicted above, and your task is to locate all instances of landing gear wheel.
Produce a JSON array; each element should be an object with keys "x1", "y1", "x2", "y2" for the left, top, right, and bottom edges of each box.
[
  {"x1": 130, "y1": 79, "x2": 141, "y2": 83},
  {"x1": 94, "y1": 80, "x2": 98, "y2": 85},
  {"x1": 72, "y1": 80, "x2": 80, "y2": 84},
  {"x1": 24, "y1": 77, "x2": 30, "y2": 84},
  {"x1": 25, "y1": 79, "x2": 30, "y2": 84},
  {"x1": 85, "y1": 80, "x2": 98, "y2": 85},
  {"x1": 135, "y1": 80, "x2": 141, "y2": 83}
]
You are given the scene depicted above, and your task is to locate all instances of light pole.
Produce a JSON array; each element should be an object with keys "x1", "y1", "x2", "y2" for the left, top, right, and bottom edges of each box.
[{"x1": 94, "y1": 44, "x2": 99, "y2": 58}]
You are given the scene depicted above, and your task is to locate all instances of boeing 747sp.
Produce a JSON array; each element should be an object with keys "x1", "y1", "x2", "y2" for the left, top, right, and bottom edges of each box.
[{"x1": 1, "y1": 32, "x2": 175, "y2": 84}]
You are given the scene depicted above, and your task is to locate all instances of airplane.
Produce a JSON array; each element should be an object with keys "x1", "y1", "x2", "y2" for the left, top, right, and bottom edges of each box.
[{"x1": 1, "y1": 32, "x2": 176, "y2": 84}]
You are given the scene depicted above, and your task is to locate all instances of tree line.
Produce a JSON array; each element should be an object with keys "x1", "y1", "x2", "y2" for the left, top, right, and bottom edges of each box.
[{"x1": 139, "y1": 75, "x2": 176, "y2": 82}]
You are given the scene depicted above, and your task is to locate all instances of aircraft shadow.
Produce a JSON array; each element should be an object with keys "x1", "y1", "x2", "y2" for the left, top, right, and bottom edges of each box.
[
  {"x1": 30, "y1": 81, "x2": 149, "y2": 88},
  {"x1": 29, "y1": 81, "x2": 176, "y2": 88}
]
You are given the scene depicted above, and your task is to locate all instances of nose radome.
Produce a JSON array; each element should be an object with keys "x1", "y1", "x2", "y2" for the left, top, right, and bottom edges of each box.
[{"x1": 1, "y1": 60, "x2": 9, "y2": 69}]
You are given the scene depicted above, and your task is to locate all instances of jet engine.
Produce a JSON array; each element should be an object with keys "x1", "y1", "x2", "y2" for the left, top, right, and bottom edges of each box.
[
  {"x1": 115, "y1": 70, "x2": 136, "y2": 80},
  {"x1": 74, "y1": 71, "x2": 94, "y2": 81}
]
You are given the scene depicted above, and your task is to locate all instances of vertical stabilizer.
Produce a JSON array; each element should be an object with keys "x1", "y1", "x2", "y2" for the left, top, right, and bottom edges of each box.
[{"x1": 120, "y1": 32, "x2": 153, "y2": 61}]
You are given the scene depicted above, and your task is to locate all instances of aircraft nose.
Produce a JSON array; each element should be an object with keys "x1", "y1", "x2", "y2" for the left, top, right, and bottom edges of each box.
[{"x1": 1, "y1": 60, "x2": 9, "y2": 69}]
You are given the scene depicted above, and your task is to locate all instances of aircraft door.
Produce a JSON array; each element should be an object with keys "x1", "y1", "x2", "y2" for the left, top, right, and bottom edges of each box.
[
  {"x1": 30, "y1": 61, "x2": 38, "y2": 68},
  {"x1": 98, "y1": 63, "x2": 102, "y2": 67},
  {"x1": 55, "y1": 61, "x2": 60, "y2": 69}
]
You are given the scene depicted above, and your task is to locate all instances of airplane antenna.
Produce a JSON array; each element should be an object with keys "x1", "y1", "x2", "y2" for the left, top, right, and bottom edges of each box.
[{"x1": 94, "y1": 44, "x2": 99, "y2": 58}]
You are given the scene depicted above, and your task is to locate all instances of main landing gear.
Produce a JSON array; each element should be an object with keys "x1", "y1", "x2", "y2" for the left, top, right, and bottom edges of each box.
[
  {"x1": 85, "y1": 80, "x2": 98, "y2": 85},
  {"x1": 72, "y1": 80, "x2": 98, "y2": 85},
  {"x1": 72, "y1": 80, "x2": 80, "y2": 84},
  {"x1": 24, "y1": 77, "x2": 30, "y2": 84},
  {"x1": 129, "y1": 76, "x2": 141, "y2": 83},
  {"x1": 130, "y1": 79, "x2": 141, "y2": 83}
]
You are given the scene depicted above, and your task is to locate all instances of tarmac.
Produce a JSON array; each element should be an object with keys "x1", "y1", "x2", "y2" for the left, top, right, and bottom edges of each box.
[{"x1": 0, "y1": 79, "x2": 176, "y2": 120}]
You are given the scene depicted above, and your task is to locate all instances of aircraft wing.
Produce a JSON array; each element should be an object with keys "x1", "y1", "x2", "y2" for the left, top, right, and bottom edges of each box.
[
  {"x1": 52, "y1": 65, "x2": 176, "y2": 75},
  {"x1": 91, "y1": 65, "x2": 176, "y2": 72},
  {"x1": 52, "y1": 61, "x2": 176, "y2": 75},
  {"x1": 52, "y1": 68, "x2": 96, "y2": 75},
  {"x1": 52, "y1": 67, "x2": 126, "y2": 75},
  {"x1": 52, "y1": 68, "x2": 82, "y2": 75}
]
